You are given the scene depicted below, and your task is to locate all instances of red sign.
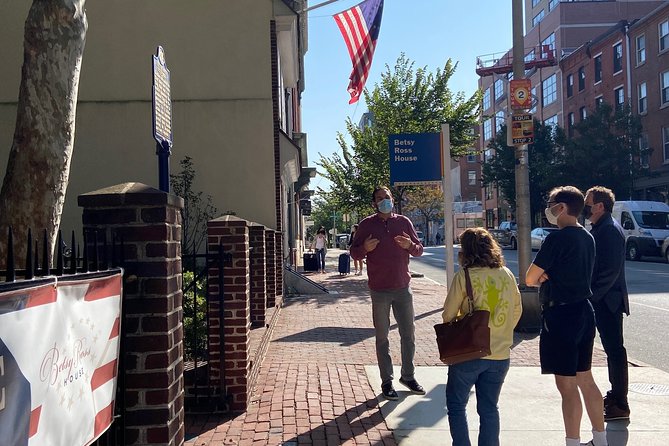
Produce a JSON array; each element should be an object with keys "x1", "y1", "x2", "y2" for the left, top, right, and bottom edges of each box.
[{"x1": 510, "y1": 79, "x2": 532, "y2": 110}]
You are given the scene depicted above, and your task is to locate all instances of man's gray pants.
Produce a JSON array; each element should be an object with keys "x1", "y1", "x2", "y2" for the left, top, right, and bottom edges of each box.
[{"x1": 370, "y1": 287, "x2": 416, "y2": 385}]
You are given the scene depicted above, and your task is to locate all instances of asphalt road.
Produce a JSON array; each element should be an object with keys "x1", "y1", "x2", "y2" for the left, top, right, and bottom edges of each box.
[{"x1": 410, "y1": 245, "x2": 669, "y2": 373}]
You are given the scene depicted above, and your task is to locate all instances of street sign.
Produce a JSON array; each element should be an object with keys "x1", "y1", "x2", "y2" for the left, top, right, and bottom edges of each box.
[
  {"x1": 507, "y1": 113, "x2": 534, "y2": 146},
  {"x1": 152, "y1": 46, "x2": 173, "y2": 146},
  {"x1": 510, "y1": 79, "x2": 531, "y2": 110},
  {"x1": 388, "y1": 133, "x2": 442, "y2": 186}
]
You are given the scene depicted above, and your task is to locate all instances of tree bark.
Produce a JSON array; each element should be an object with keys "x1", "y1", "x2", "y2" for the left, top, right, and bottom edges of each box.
[{"x1": 0, "y1": 0, "x2": 87, "y2": 268}]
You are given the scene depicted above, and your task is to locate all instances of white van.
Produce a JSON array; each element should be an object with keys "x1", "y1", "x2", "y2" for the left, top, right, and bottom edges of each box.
[{"x1": 612, "y1": 200, "x2": 669, "y2": 260}]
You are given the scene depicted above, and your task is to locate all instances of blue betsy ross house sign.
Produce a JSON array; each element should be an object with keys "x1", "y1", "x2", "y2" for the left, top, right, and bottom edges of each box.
[{"x1": 388, "y1": 133, "x2": 442, "y2": 186}]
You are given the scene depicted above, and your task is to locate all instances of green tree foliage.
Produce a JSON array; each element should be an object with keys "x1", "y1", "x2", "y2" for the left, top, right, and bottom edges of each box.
[
  {"x1": 317, "y1": 54, "x2": 480, "y2": 218},
  {"x1": 481, "y1": 120, "x2": 565, "y2": 218},
  {"x1": 182, "y1": 270, "x2": 207, "y2": 360},
  {"x1": 170, "y1": 156, "x2": 218, "y2": 258},
  {"x1": 559, "y1": 103, "x2": 645, "y2": 199},
  {"x1": 403, "y1": 186, "x2": 444, "y2": 240},
  {"x1": 482, "y1": 104, "x2": 646, "y2": 219}
]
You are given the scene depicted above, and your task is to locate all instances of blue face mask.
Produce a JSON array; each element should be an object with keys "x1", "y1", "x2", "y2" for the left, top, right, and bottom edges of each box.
[{"x1": 377, "y1": 198, "x2": 393, "y2": 214}]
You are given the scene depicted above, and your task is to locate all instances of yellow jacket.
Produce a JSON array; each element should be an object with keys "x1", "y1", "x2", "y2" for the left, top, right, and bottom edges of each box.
[{"x1": 442, "y1": 266, "x2": 522, "y2": 360}]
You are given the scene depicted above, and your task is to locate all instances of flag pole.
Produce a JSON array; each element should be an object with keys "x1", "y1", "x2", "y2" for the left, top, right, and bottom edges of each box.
[{"x1": 305, "y1": 0, "x2": 345, "y2": 12}]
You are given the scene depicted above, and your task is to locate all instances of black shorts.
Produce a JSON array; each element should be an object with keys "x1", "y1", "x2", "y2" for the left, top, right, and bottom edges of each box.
[{"x1": 539, "y1": 299, "x2": 595, "y2": 376}]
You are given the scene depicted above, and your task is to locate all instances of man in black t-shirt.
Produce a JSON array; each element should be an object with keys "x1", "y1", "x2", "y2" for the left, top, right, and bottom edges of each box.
[{"x1": 526, "y1": 186, "x2": 607, "y2": 446}]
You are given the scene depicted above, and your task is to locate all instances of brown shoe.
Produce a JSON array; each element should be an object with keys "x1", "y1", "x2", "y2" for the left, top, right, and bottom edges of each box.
[{"x1": 604, "y1": 403, "x2": 630, "y2": 421}]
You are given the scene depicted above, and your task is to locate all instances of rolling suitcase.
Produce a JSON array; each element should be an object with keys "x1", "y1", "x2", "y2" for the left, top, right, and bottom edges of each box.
[
  {"x1": 303, "y1": 252, "x2": 319, "y2": 272},
  {"x1": 338, "y1": 253, "x2": 351, "y2": 275}
]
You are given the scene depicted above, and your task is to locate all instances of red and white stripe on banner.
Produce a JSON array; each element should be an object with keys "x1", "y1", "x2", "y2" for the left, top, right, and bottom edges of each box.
[{"x1": 0, "y1": 272, "x2": 122, "y2": 446}]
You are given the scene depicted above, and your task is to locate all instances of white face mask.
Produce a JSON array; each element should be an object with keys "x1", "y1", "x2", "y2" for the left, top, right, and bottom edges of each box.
[{"x1": 544, "y1": 203, "x2": 563, "y2": 226}]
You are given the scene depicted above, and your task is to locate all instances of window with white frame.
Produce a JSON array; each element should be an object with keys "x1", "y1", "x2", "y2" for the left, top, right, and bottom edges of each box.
[
  {"x1": 467, "y1": 153, "x2": 477, "y2": 163},
  {"x1": 614, "y1": 86, "x2": 625, "y2": 111},
  {"x1": 660, "y1": 20, "x2": 669, "y2": 52},
  {"x1": 636, "y1": 34, "x2": 646, "y2": 65},
  {"x1": 595, "y1": 96, "x2": 604, "y2": 108},
  {"x1": 566, "y1": 73, "x2": 574, "y2": 97},
  {"x1": 594, "y1": 54, "x2": 602, "y2": 83},
  {"x1": 495, "y1": 111, "x2": 505, "y2": 132},
  {"x1": 532, "y1": 0, "x2": 540, "y2": 7},
  {"x1": 639, "y1": 133, "x2": 649, "y2": 168},
  {"x1": 484, "y1": 149, "x2": 493, "y2": 162},
  {"x1": 494, "y1": 78, "x2": 505, "y2": 101},
  {"x1": 613, "y1": 42, "x2": 623, "y2": 73},
  {"x1": 638, "y1": 82, "x2": 647, "y2": 114},
  {"x1": 541, "y1": 33, "x2": 555, "y2": 58},
  {"x1": 483, "y1": 118, "x2": 493, "y2": 141},
  {"x1": 579, "y1": 106, "x2": 587, "y2": 121},
  {"x1": 530, "y1": 86, "x2": 538, "y2": 113},
  {"x1": 548, "y1": 0, "x2": 558, "y2": 11},
  {"x1": 468, "y1": 170, "x2": 477, "y2": 186},
  {"x1": 483, "y1": 87, "x2": 491, "y2": 110},
  {"x1": 664, "y1": 127, "x2": 669, "y2": 163},
  {"x1": 578, "y1": 66, "x2": 585, "y2": 91},
  {"x1": 567, "y1": 112, "x2": 575, "y2": 137},
  {"x1": 662, "y1": 71, "x2": 669, "y2": 105},
  {"x1": 542, "y1": 74, "x2": 557, "y2": 106},
  {"x1": 533, "y1": 10, "x2": 545, "y2": 28},
  {"x1": 544, "y1": 114, "x2": 558, "y2": 129}
]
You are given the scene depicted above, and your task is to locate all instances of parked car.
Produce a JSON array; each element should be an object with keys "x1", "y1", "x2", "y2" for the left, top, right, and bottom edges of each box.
[
  {"x1": 530, "y1": 227, "x2": 558, "y2": 250},
  {"x1": 490, "y1": 221, "x2": 518, "y2": 249}
]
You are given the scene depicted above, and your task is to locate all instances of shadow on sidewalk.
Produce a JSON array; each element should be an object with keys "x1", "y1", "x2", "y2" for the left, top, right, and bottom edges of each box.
[
  {"x1": 272, "y1": 308, "x2": 443, "y2": 346},
  {"x1": 281, "y1": 397, "x2": 397, "y2": 446}
]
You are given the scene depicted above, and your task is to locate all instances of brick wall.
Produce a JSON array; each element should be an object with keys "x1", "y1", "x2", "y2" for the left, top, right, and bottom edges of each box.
[
  {"x1": 207, "y1": 216, "x2": 250, "y2": 411},
  {"x1": 78, "y1": 182, "x2": 185, "y2": 446},
  {"x1": 249, "y1": 222, "x2": 267, "y2": 327}
]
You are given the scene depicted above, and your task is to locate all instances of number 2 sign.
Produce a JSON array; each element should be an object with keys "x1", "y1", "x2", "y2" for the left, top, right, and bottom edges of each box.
[{"x1": 510, "y1": 79, "x2": 532, "y2": 110}]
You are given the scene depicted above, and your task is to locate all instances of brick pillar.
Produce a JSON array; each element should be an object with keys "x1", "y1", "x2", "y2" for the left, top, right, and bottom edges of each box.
[
  {"x1": 264, "y1": 228, "x2": 276, "y2": 310},
  {"x1": 274, "y1": 230, "x2": 283, "y2": 306},
  {"x1": 207, "y1": 216, "x2": 250, "y2": 411},
  {"x1": 78, "y1": 182, "x2": 184, "y2": 446},
  {"x1": 248, "y1": 222, "x2": 267, "y2": 327}
]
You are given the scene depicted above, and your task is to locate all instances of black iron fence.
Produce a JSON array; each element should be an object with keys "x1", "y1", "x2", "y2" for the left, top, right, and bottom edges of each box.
[
  {"x1": 182, "y1": 243, "x2": 231, "y2": 414},
  {"x1": 0, "y1": 227, "x2": 126, "y2": 446}
]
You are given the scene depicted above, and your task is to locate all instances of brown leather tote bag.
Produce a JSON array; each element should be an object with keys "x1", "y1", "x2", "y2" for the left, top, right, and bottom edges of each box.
[{"x1": 434, "y1": 268, "x2": 491, "y2": 365}]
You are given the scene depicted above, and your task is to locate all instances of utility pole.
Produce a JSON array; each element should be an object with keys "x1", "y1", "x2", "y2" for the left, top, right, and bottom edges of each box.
[{"x1": 512, "y1": 0, "x2": 531, "y2": 286}]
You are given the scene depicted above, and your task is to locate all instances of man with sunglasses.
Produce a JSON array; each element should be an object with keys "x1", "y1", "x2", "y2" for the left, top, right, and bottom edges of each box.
[{"x1": 584, "y1": 186, "x2": 630, "y2": 422}]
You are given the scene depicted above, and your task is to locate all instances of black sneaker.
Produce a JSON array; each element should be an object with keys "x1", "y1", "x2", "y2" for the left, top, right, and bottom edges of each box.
[
  {"x1": 398, "y1": 377, "x2": 426, "y2": 395},
  {"x1": 604, "y1": 403, "x2": 630, "y2": 421},
  {"x1": 603, "y1": 390, "x2": 615, "y2": 408},
  {"x1": 381, "y1": 382, "x2": 398, "y2": 400}
]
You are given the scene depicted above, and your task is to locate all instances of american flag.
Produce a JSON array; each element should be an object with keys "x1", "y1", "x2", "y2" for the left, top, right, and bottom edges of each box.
[{"x1": 333, "y1": 0, "x2": 384, "y2": 104}]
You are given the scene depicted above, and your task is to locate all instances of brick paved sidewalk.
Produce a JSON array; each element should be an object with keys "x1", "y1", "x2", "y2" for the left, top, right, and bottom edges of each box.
[{"x1": 185, "y1": 250, "x2": 607, "y2": 445}]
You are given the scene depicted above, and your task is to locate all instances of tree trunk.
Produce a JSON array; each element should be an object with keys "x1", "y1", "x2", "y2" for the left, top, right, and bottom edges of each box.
[{"x1": 0, "y1": 0, "x2": 87, "y2": 268}]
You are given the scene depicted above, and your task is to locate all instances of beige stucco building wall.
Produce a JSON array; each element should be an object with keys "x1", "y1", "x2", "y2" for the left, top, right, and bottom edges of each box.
[{"x1": 0, "y1": 0, "x2": 287, "y2": 233}]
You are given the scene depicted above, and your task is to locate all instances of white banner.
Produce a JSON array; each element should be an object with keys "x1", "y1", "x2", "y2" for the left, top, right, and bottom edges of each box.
[{"x1": 0, "y1": 272, "x2": 123, "y2": 446}]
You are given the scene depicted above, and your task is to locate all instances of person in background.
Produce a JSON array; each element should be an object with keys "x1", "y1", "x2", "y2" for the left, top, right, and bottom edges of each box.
[
  {"x1": 311, "y1": 227, "x2": 328, "y2": 274},
  {"x1": 349, "y1": 224, "x2": 364, "y2": 275},
  {"x1": 584, "y1": 186, "x2": 630, "y2": 421},
  {"x1": 442, "y1": 228, "x2": 522, "y2": 446},
  {"x1": 526, "y1": 186, "x2": 607, "y2": 446},
  {"x1": 436, "y1": 231, "x2": 442, "y2": 246},
  {"x1": 350, "y1": 186, "x2": 425, "y2": 400}
]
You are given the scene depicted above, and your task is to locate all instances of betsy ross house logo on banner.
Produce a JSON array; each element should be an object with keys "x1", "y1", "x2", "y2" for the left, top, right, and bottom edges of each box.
[{"x1": 0, "y1": 272, "x2": 122, "y2": 446}]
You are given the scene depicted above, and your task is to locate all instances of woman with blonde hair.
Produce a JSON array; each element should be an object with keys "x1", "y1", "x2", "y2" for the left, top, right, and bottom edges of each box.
[{"x1": 442, "y1": 227, "x2": 522, "y2": 446}]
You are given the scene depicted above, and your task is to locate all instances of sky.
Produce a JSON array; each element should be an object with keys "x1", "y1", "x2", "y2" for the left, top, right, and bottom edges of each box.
[{"x1": 302, "y1": 0, "x2": 514, "y2": 194}]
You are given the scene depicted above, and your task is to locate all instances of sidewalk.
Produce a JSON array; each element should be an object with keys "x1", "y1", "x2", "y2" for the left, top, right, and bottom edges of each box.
[{"x1": 185, "y1": 249, "x2": 669, "y2": 446}]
